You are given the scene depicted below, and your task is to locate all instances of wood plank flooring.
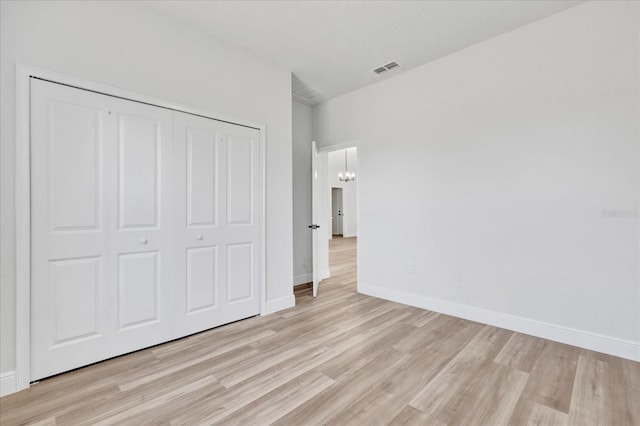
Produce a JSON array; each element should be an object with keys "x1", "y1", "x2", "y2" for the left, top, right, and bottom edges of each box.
[{"x1": 1, "y1": 236, "x2": 639, "y2": 425}]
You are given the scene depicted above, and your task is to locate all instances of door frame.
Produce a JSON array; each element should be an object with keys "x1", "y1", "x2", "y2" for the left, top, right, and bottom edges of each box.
[{"x1": 14, "y1": 64, "x2": 267, "y2": 392}]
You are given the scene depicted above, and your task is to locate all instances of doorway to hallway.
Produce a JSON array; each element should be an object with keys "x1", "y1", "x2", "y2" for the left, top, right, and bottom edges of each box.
[{"x1": 305, "y1": 143, "x2": 358, "y2": 299}]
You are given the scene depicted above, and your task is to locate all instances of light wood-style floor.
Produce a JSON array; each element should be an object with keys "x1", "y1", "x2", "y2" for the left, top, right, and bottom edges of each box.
[{"x1": 1, "y1": 236, "x2": 639, "y2": 425}]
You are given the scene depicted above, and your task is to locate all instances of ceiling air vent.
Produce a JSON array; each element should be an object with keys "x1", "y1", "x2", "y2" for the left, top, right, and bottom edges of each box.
[
  {"x1": 293, "y1": 86, "x2": 322, "y2": 101},
  {"x1": 373, "y1": 61, "x2": 401, "y2": 75}
]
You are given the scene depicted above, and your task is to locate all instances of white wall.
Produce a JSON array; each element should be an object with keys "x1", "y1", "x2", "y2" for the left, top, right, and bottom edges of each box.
[
  {"x1": 314, "y1": 1, "x2": 640, "y2": 359},
  {"x1": 292, "y1": 100, "x2": 313, "y2": 285},
  {"x1": 327, "y1": 148, "x2": 358, "y2": 238},
  {"x1": 0, "y1": 0, "x2": 293, "y2": 380}
]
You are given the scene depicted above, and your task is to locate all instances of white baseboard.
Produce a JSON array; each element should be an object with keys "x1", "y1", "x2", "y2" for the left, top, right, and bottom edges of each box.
[
  {"x1": 264, "y1": 294, "x2": 295, "y2": 315},
  {"x1": 1, "y1": 371, "x2": 17, "y2": 396},
  {"x1": 358, "y1": 282, "x2": 640, "y2": 362},
  {"x1": 294, "y1": 273, "x2": 312, "y2": 286}
]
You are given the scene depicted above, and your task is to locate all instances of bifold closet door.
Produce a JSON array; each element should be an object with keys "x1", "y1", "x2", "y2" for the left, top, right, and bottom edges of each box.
[
  {"x1": 172, "y1": 112, "x2": 260, "y2": 337},
  {"x1": 31, "y1": 79, "x2": 111, "y2": 381},
  {"x1": 108, "y1": 91, "x2": 175, "y2": 357},
  {"x1": 30, "y1": 79, "x2": 174, "y2": 381},
  {"x1": 31, "y1": 78, "x2": 261, "y2": 381}
]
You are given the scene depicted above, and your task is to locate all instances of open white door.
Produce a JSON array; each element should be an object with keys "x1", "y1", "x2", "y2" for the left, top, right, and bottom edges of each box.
[{"x1": 310, "y1": 141, "x2": 321, "y2": 297}]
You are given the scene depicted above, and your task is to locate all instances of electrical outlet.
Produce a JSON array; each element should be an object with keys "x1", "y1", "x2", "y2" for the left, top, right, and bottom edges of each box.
[{"x1": 408, "y1": 263, "x2": 416, "y2": 274}]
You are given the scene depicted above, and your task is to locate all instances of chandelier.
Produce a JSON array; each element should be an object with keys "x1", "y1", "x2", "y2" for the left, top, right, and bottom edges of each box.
[{"x1": 338, "y1": 149, "x2": 355, "y2": 182}]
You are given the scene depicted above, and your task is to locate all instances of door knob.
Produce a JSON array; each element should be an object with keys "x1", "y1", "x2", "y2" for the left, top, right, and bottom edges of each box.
[
  {"x1": 140, "y1": 238, "x2": 148, "y2": 244},
  {"x1": 308, "y1": 224, "x2": 320, "y2": 229}
]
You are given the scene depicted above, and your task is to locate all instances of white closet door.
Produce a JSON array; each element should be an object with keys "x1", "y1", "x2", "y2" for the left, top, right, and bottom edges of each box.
[
  {"x1": 31, "y1": 78, "x2": 259, "y2": 381},
  {"x1": 30, "y1": 79, "x2": 112, "y2": 380},
  {"x1": 108, "y1": 95, "x2": 174, "y2": 355},
  {"x1": 173, "y1": 112, "x2": 260, "y2": 336},
  {"x1": 31, "y1": 80, "x2": 174, "y2": 380}
]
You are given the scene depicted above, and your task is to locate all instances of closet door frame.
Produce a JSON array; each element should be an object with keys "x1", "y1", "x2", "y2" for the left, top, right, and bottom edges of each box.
[{"x1": 14, "y1": 64, "x2": 267, "y2": 393}]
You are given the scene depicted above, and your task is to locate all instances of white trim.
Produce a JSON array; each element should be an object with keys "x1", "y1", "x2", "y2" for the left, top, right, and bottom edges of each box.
[
  {"x1": 15, "y1": 65, "x2": 31, "y2": 393},
  {"x1": 358, "y1": 282, "x2": 640, "y2": 362},
  {"x1": 0, "y1": 371, "x2": 17, "y2": 397},
  {"x1": 15, "y1": 64, "x2": 268, "y2": 394},
  {"x1": 294, "y1": 273, "x2": 312, "y2": 286},
  {"x1": 259, "y1": 123, "x2": 267, "y2": 318},
  {"x1": 264, "y1": 295, "x2": 295, "y2": 315}
]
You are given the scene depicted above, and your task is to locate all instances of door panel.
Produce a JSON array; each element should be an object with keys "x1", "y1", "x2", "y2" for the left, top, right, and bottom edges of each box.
[
  {"x1": 332, "y1": 188, "x2": 343, "y2": 236},
  {"x1": 49, "y1": 102, "x2": 102, "y2": 231},
  {"x1": 186, "y1": 246, "x2": 217, "y2": 312},
  {"x1": 173, "y1": 112, "x2": 260, "y2": 336},
  {"x1": 50, "y1": 257, "x2": 101, "y2": 344},
  {"x1": 118, "y1": 115, "x2": 160, "y2": 229},
  {"x1": 31, "y1": 80, "x2": 174, "y2": 380},
  {"x1": 110, "y1": 99, "x2": 173, "y2": 354},
  {"x1": 31, "y1": 79, "x2": 111, "y2": 380},
  {"x1": 118, "y1": 252, "x2": 159, "y2": 329},
  {"x1": 311, "y1": 141, "x2": 319, "y2": 297},
  {"x1": 187, "y1": 127, "x2": 218, "y2": 227},
  {"x1": 227, "y1": 243, "x2": 253, "y2": 303},
  {"x1": 227, "y1": 135, "x2": 253, "y2": 225}
]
